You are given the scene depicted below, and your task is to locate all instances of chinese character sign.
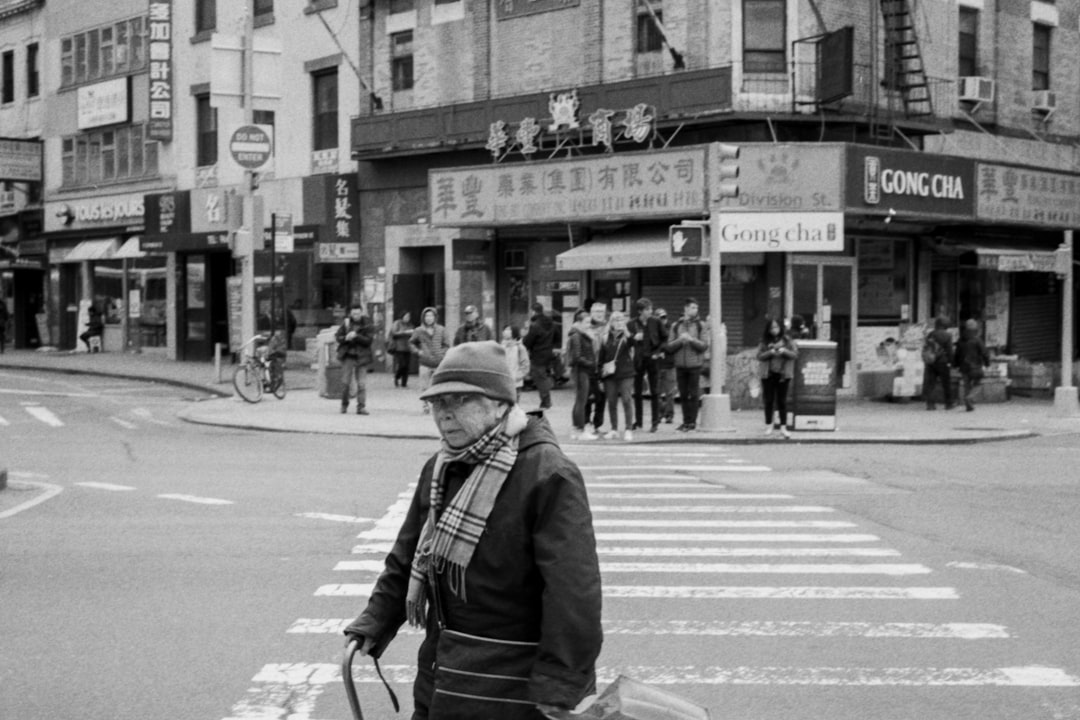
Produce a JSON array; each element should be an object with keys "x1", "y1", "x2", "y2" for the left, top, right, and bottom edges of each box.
[
  {"x1": 328, "y1": 174, "x2": 359, "y2": 244},
  {"x1": 976, "y1": 163, "x2": 1080, "y2": 227},
  {"x1": 148, "y1": 0, "x2": 173, "y2": 142},
  {"x1": 429, "y1": 148, "x2": 707, "y2": 226}
]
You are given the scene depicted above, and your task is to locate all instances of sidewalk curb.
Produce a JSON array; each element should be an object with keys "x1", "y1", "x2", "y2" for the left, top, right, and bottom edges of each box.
[{"x1": 0, "y1": 362, "x2": 234, "y2": 398}]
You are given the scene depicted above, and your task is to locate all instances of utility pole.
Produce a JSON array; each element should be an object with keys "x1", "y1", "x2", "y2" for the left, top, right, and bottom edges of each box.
[
  {"x1": 237, "y1": 1, "x2": 259, "y2": 348},
  {"x1": 1055, "y1": 229, "x2": 1078, "y2": 415}
]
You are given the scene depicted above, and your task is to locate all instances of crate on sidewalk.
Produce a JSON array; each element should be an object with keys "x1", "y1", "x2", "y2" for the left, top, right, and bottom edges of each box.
[{"x1": 1008, "y1": 360, "x2": 1057, "y2": 398}]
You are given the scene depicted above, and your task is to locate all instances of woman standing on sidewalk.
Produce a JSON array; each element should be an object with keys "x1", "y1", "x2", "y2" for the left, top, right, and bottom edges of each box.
[
  {"x1": 756, "y1": 317, "x2": 799, "y2": 438},
  {"x1": 598, "y1": 310, "x2": 636, "y2": 441}
]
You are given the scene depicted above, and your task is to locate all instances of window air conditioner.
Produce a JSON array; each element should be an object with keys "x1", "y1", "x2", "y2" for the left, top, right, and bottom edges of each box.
[
  {"x1": 958, "y1": 76, "x2": 995, "y2": 104},
  {"x1": 1032, "y1": 90, "x2": 1057, "y2": 113}
]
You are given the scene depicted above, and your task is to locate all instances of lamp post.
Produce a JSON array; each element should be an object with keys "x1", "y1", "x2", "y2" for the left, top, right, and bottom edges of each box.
[{"x1": 1054, "y1": 230, "x2": 1078, "y2": 415}]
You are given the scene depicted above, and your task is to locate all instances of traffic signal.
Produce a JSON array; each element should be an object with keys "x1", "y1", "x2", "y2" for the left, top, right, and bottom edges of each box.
[
  {"x1": 670, "y1": 223, "x2": 706, "y2": 259},
  {"x1": 714, "y1": 142, "x2": 740, "y2": 200}
]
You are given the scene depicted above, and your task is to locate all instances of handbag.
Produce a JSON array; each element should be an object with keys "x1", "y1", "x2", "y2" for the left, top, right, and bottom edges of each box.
[
  {"x1": 430, "y1": 628, "x2": 539, "y2": 720},
  {"x1": 601, "y1": 360, "x2": 616, "y2": 378}
]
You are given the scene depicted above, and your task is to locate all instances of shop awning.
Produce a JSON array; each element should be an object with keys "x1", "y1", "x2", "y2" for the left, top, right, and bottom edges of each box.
[
  {"x1": 113, "y1": 237, "x2": 145, "y2": 259},
  {"x1": 556, "y1": 234, "x2": 764, "y2": 272},
  {"x1": 55, "y1": 238, "x2": 120, "y2": 263},
  {"x1": 975, "y1": 247, "x2": 1058, "y2": 273}
]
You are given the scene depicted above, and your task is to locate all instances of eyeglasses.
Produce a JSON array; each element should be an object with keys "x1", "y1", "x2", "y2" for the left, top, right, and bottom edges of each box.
[{"x1": 428, "y1": 393, "x2": 484, "y2": 412}]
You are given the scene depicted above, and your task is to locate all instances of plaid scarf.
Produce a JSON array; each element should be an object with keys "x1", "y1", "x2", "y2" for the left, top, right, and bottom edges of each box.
[{"x1": 406, "y1": 405, "x2": 529, "y2": 627}]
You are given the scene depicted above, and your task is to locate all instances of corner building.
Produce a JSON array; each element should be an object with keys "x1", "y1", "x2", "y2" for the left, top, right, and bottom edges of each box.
[{"x1": 351, "y1": 0, "x2": 1079, "y2": 401}]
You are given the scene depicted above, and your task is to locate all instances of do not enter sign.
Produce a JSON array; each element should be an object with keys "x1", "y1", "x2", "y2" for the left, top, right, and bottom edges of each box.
[{"x1": 230, "y1": 125, "x2": 273, "y2": 170}]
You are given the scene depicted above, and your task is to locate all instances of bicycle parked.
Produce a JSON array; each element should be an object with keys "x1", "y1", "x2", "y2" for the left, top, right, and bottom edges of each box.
[{"x1": 233, "y1": 333, "x2": 286, "y2": 403}]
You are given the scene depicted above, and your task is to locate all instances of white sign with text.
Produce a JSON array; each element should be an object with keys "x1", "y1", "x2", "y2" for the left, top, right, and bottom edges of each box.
[{"x1": 712, "y1": 212, "x2": 844, "y2": 253}]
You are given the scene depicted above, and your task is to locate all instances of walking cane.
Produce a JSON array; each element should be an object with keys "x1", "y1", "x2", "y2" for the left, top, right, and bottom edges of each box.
[{"x1": 342, "y1": 639, "x2": 365, "y2": 720}]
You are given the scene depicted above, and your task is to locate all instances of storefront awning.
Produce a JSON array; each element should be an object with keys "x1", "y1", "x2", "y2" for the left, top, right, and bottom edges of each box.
[
  {"x1": 55, "y1": 238, "x2": 120, "y2": 263},
  {"x1": 556, "y1": 234, "x2": 764, "y2": 272},
  {"x1": 975, "y1": 247, "x2": 1058, "y2": 273},
  {"x1": 113, "y1": 237, "x2": 145, "y2": 259}
]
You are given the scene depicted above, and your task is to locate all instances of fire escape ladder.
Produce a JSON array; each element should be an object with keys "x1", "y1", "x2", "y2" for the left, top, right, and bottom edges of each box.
[{"x1": 880, "y1": 0, "x2": 934, "y2": 121}]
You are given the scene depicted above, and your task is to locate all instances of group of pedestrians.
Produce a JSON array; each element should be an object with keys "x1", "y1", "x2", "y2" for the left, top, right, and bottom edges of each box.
[{"x1": 922, "y1": 315, "x2": 991, "y2": 412}]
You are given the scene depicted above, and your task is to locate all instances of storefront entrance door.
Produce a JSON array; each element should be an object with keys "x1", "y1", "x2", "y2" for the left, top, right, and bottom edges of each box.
[
  {"x1": 180, "y1": 252, "x2": 230, "y2": 361},
  {"x1": 788, "y1": 256, "x2": 855, "y2": 389}
]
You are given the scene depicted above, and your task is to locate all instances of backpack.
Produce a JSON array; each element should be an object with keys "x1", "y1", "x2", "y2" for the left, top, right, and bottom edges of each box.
[{"x1": 922, "y1": 334, "x2": 945, "y2": 365}]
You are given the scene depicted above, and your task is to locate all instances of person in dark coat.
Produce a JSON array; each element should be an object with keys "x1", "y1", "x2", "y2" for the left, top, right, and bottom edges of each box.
[
  {"x1": 955, "y1": 319, "x2": 990, "y2": 411},
  {"x1": 336, "y1": 304, "x2": 374, "y2": 414},
  {"x1": 0, "y1": 300, "x2": 9, "y2": 353},
  {"x1": 922, "y1": 315, "x2": 955, "y2": 410},
  {"x1": 452, "y1": 304, "x2": 493, "y2": 345},
  {"x1": 80, "y1": 305, "x2": 104, "y2": 351},
  {"x1": 598, "y1": 310, "x2": 636, "y2": 441},
  {"x1": 388, "y1": 311, "x2": 416, "y2": 388},
  {"x1": 756, "y1": 317, "x2": 799, "y2": 438},
  {"x1": 344, "y1": 342, "x2": 603, "y2": 720},
  {"x1": 666, "y1": 298, "x2": 709, "y2": 431},
  {"x1": 522, "y1": 302, "x2": 557, "y2": 409},
  {"x1": 627, "y1": 297, "x2": 664, "y2": 433},
  {"x1": 566, "y1": 309, "x2": 598, "y2": 440}
]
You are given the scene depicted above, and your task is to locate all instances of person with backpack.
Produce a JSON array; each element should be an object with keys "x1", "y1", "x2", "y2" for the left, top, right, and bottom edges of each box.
[
  {"x1": 666, "y1": 298, "x2": 710, "y2": 431},
  {"x1": 922, "y1": 316, "x2": 955, "y2": 410}
]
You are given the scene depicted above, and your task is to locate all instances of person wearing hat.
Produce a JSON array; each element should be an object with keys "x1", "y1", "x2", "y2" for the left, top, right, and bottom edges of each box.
[
  {"x1": 452, "y1": 304, "x2": 494, "y2": 345},
  {"x1": 343, "y1": 341, "x2": 603, "y2": 720}
]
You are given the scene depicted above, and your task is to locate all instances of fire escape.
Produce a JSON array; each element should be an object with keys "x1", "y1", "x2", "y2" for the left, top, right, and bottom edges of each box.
[{"x1": 873, "y1": 0, "x2": 934, "y2": 139}]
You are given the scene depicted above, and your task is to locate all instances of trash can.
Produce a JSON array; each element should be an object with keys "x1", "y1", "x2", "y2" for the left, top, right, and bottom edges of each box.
[
  {"x1": 317, "y1": 328, "x2": 345, "y2": 400},
  {"x1": 791, "y1": 340, "x2": 838, "y2": 431}
]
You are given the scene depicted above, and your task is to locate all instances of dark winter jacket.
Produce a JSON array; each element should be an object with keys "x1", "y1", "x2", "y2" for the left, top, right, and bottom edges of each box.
[
  {"x1": 388, "y1": 319, "x2": 415, "y2": 354},
  {"x1": 955, "y1": 325, "x2": 990, "y2": 377},
  {"x1": 335, "y1": 315, "x2": 373, "y2": 365},
  {"x1": 666, "y1": 315, "x2": 709, "y2": 369},
  {"x1": 453, "y1": 320, "x2": 494, "y2": 346},
  {"x1": 598, "y1": 330, "x2": 636, "y2": 380},
  {"x1": 410, "y1": 307, "x2": 450, "y2": 369},
  {"x1": 523, "y1": 312, "x2": 557, "y2": 364},
  {"x1": 345, "y1": 416, "x2": 603, "y2": 716},
  {"x1": 627, "y1": 315, "x2": 664, "y2": 368},
  {"x1": 566, "y1": 323, "x2": 598, "y2": 373}
]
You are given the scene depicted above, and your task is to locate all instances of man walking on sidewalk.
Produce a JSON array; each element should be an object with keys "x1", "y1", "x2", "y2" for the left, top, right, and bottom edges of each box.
[
  {"x1": 523, "y1": 302, "x2": 556, "y2": 410},
  {"x1": 336, "y1": 305, "x2": 373, "y2": 415}
]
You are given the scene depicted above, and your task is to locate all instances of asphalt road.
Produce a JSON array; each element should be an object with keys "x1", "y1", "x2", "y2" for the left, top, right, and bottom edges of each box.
[{"x1": 2, "y1": 369, "x2": 1079, "y2": 720}]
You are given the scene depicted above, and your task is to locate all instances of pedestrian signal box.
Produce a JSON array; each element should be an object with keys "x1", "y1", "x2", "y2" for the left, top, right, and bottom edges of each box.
[{"x1": 669, "y1": 224, "x2": 705, "y2": 259}]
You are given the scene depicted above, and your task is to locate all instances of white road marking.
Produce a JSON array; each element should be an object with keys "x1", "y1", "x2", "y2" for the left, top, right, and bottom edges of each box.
[
  {"x1": 588, "y1": 483, "x2": 717, "y2": 489},
  {"x1": 315, "y1": 583, "x2": 955, "y2": 600},
  {"x1": 0, "y1": 388, "x2": 98, "y2": 397},
  {"x1": 23, "y1": 405, "x2": 63, "y2": 427},
  {"x1": 333, "y1": 560, "x2": 385, "y2": 572},
  {"x1": 221, "y1": 677, "x2": 327, "y2": 720},
  {"x1": 600, "y1": 562, "x2": 932, "y2": 575},
  {"x1": 590, "y1": 505, "x2": 835, "y2": 513},
  {"x1": 599, "y1": 547, "x2": 901, "y2": 558},
  {"x1": 581, "y1": 465, "x2": 770, "y2": 473},
  {"x1": 594, "y1": 474, "x2": 720, "y2": 481},
  {"x1": 130, "y1": 407, "x2": 172, "y2": 425},
  {"x1": 604, "y1": 586, "x2": 959, "y2": 599},
  {"x1": 596, "y1": 533, "x2": 881, "y2": 543},
  {"x1": 352, "y1": 542, "x2": 393, "y2": 554},
  {"x1": 76, "y1": 482, "x2": 136, "y2": 491},
  {"x1": 294, "y1": 512, "x2": 373, "y2": 524},
  {"x1": 252, "y1": 662, "x2": 1080, "y2": 687},
  {"x1": 0, "y1": 481, "x2": 64, "y2": 519},
  {"x1": 109, "y1": 417, "x2": 137, "y2": 429},
  {"x1": 947, "y1": 561, "x2": 1027, "y2": 574},
  {"x1": 594, "y1": 519, "x2": 856, "y2": 528},
  {"x1": 156, "y1": 493, "x2": 234, "y2": 505},
  {"x1": 0, "y1": 414, "x2": 8, "y2": 425},
  {"x1": 286, "y1": 618, "x2": 1008, "y2": 639},
  {"x1": 9, "y1": 471, "x2": 50, "y2": 478},
  {"x1": 591, "y1": 492, "x2": 789, "y2": 499}
]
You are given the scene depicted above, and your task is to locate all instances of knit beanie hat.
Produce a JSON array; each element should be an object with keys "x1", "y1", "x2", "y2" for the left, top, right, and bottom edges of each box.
[{"x1": 419, "y1": 341, "x2": 517, "y2": 404}]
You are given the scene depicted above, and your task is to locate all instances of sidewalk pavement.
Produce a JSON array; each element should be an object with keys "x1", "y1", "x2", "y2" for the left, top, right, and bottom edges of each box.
[{"x1": 2, "y1": 348, "x2": 1079, "y2": 444}]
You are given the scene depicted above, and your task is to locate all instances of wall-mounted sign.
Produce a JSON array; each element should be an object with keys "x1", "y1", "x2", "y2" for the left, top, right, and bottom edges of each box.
[
  {"x1": 147, "y1": 0, "x2": 174, "y2": 142},
  {"x1": 975, "y1": 163, "x2": 1080, "y2": 228},
  {"x1": 141, "y1": 190, "x2": 191, "y2": 252},
  {"x1": 45, "y1": 194, "x2": 145, "y2": 233},
  {"x1": 329, "y1": 173, "x2": 358, "y2": 243},
  {"x1": 495, "y1": 0, "x2": 581, "y2": 20},
  {"x1": 846, "y1": 145, "x2": 975, "y2": 219},
  {"x1": 230, "y1": 124, "x2": 273, "y2": 170},
  {"x1": 713, "y1": 144, "x2": 843, "y2": 212},
  {"x1": 712, "y1": 212, "x2": 844, "y2": 253},
  {"x1": 317, "y1": 242, "x2": 359, "y2": 263},
  {"x1": 452, "y1": 239, "x2": 491, "y2": 270},
  {"x1": 0, "y1": 138, "x2": 42, "y2": 182},
  {"x1": 430, "y1": 147, "x2": 707, "y2": 226},
  {"x1": 77, "y1": 77, "x2": 130, "y2": 130}
]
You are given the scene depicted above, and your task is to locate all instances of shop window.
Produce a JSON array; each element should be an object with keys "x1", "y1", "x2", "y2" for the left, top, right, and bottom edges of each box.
[
  {"x1": 196, "y1": 94, "x2": 218, "y2": 167},
  {"x1": 61, "y1": 124, "x2": 159, "y2": 187},
  {"x1": 391, "y1": 31, "x2": 414, "y2": 92},
  {"x1": 26, "y1": 43, "x2": 39, "y2": 98},
  {"x1": 60, "y1": 16, "x2": 147, "y2": 88},
  {"x1": 958, "y1": 8, "x2": 978, "y2": 77},
  {"x1": 312, "y1": 69, "x2": 338, "y2": 151},
  {"x1": 1, "y1": 50, "x2": 13, "y2": 104},
  {"x1": 743, "y1": 0, "x2": 786, "y2": 73},
  {"x1": 1032, "y1": 23, "x2": 1051, "y2": 90},
  {"x1": 857, "y1": 239, "x2": 910, "y2": 321}
]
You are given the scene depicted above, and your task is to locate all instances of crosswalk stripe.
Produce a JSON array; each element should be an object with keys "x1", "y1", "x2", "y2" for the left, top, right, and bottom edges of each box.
[
  {"x1": 156, "y1": 493, "x2": 234, "y2": 505},
  {"x1": 604, "y1": 586, "x2": 958, "y2": 599},
  {"x1": 76, "y1": 482, "x2": 136, "y2": 491},
  {"x1": 314, "y1": 583, "x2": 955, "y2": 600},
  {"x1": 352, "y1": 542, "x2": 393, "y2": 554},
  {"x1": 295, "y1": 513, "x2": 373, "y2": 524},
  {"x1": 588, "y1": 483, "x2": 723, "y2": 489},
  {"x1": 601, "y1": 563, "x2": 931, "y2": 575},
  {"x1": 598, "y1": 547, "x2": 901, "y2": 557},
  {"x1": 286, "y1": 618, "x2": 1008, "y2": 639},
  {"x1": 23, "y1": 405, "x2": 63, "y2": 427},
  {"x1": 334, "y1": 560, "x2": 385, "y2": 572},
  {"x1": 590, "y1": 505, "x2": 835, "y2": 513},
  {"x1": 590, "y1": 493, "x2": 789, "y2": 499},
  {"x1": 594, "y1": 519, "x2": 855, "y2": 528},
  {"x1": 593, "y1": 474, "x2": 728, "y2": 481},
  {"x1": 253, "y1": 662, "x2": 1080, "y2": 687},
  {"x1": 596, "y1": 533, "x2": 881, "y2": 542},
  {"x1": 109, "y1": 417, "x2": 137, "y2": 429},
  {"x1": 581, "y1": 465, "x2": 770, "y2": 473}
]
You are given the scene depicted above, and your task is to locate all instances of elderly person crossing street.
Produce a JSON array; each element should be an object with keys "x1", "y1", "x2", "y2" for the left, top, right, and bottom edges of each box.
[{"x1": 344, "y1": 341, "x2": 603, "y2": 720}]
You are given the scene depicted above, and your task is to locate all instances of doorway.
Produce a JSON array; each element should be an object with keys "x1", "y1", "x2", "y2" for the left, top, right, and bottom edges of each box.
[
  {"x1": 787, "y1": 255, "x2": 856, "y2": 389},
  {"x1": 179, "y1": 251, "x2": 231, "y2": 361}
]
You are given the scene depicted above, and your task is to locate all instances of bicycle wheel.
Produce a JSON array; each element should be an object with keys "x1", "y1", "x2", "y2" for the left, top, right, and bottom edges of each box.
[
  {"x1": 233, "y1": 363, "x2": 263, "y2": 403},
  {"x1": 271, "y1": 373, "x2": 286, "y2": 399}
]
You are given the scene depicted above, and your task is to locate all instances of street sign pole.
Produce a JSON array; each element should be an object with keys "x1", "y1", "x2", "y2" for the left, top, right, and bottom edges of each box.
[
  {"x1": 239, "y1": 1, "x2": 256, "y2": 352},
  {"x1": 270, "y1": 212, "x2": 276, "y2": 338},
  {"x1": 1055, "y1": 229, "x2": 1078, "y2": 416}
]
